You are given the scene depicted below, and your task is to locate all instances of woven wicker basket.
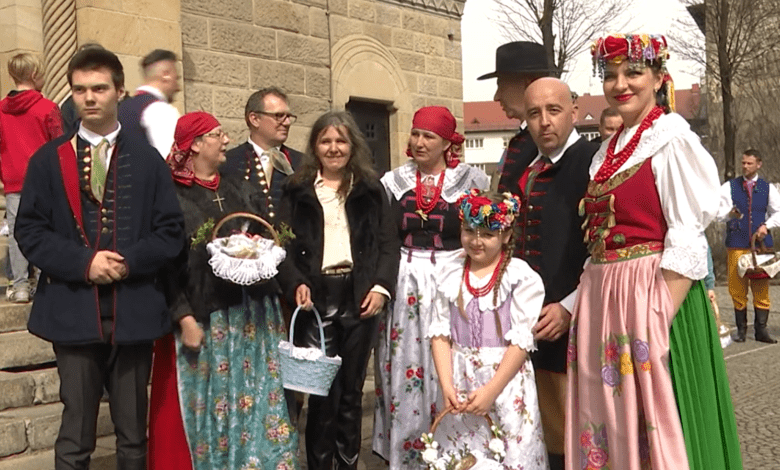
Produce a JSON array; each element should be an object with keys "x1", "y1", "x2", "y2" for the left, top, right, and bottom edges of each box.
[
  {"x1": 278, "y1": 306, "x2": 342, "y2": 396},
  {"x1": 423, "y1": 406, "x2": 504, "y2": 470},
  {"x1": 207, "y1": 212, "x2": 285, "y2": 285}
]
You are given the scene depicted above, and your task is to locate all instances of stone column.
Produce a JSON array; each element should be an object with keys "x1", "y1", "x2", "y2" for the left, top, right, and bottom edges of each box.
[{"x1": 42, "y1": 0, "x2": 77, "y2": 105}]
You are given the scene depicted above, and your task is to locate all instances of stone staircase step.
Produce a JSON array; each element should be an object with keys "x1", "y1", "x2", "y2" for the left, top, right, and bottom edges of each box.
[
  {"x1": 0, "y1": 401, "x2": 114, "y2": 458},
  {"x1": 0, "y1": 300, "x2": 31, "y2": 333},
  {"x1": 0, "y1": 435, "x2": 115, "y2": 469},
  {"x1": 0, "y1": 368, "x2": 59, "y2": 412},
  {"x1": 0, "y1": 331, "x2": 55, "y2": 370}
]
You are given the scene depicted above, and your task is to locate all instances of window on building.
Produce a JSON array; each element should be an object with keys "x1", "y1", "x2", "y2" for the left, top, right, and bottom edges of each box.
[
  {"x1": 465, "y1": 138, "x2": 484, "y2": 149},
  {"x1": 502, "y1": 137, "x2": 509, "y2": 149},
  {"x1": 582, "y1": 131, "x2": 600, "y2": 141}
]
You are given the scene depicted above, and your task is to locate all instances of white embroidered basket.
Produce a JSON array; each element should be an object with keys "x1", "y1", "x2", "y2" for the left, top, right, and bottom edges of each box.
[
  {"x1": 278, "y1": 306, "x2": 342, "y2": 396},
  {"x1": 206, "y1": 212, "x2": 286, "y2": 286}
]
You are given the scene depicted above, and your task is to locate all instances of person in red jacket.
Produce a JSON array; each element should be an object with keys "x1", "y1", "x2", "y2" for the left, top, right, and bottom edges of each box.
[{"x1": 0, "y1": 53, "x2": 62, "y2": 302}]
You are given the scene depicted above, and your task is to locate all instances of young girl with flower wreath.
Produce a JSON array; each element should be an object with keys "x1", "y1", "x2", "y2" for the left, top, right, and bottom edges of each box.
[{"x1": 427, "y1": 189, "x2": 549, "y2": 470}]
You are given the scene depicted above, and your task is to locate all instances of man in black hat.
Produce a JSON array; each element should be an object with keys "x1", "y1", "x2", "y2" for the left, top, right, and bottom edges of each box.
[{"x1": 479, "y1": 42, "x2": 596, "y2": 470}]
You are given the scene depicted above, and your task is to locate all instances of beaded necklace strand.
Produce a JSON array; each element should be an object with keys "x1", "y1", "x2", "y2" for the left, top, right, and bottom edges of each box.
[
  {"x1": 464, "y1": 251, "x2": 506, "y2": 298},
  {"x1": 594, "y1": 106, "x2": 664, "y2": 183},
  {"x1": 414, "y1": 170, "x2": 445, "y2": 221}
]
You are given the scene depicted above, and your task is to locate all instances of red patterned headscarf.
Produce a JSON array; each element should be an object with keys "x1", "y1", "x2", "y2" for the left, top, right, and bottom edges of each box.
[
  {"x1": 407, "y1": 106, "x2": 464, "y2": 168},
  {"x1": 167, "y1": 111, "x2": 221, "y2": 187}
]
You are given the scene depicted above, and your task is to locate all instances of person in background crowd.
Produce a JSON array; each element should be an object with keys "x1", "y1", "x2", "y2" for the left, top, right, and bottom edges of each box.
[
  {"x1": 717, "y1": 149, "x2": 780, "y2": 344},
  {"x1": 118, "y1": 49, "x2": 181, "y2": 158},
  {"x1": 373, "y1": 106, "x2": 488, "y2": 469},
  {"x1": 223, "y1": 87, "x2": 303, "y2": 226},
  {"x1": 0, "y1": 52, "x2": 62, "y2": 303},
  {"x1": 483, "y1": 41, "x2": 555, "y2": 179},
  {"x1": 148, "y1": 111, "x2": 298, "y2": 470},
  {"x1": 278, "y1": 110, "x2": 398, "y2": 470},
  {"x1": 567, "y1": 33, "x2": 742, "y2": 470},
  {"x1": 595, "y1": 107, "x2": 623, "y2": 142}
]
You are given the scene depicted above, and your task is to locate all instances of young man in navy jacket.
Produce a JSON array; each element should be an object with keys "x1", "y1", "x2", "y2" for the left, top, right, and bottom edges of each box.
[{"x1": 15, "y1": 47, "x2": 184, "y2": 470}]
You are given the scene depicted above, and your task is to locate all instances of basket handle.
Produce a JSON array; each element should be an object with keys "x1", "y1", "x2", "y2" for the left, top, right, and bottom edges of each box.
[
  {"x1": 211, "y1": 211, "x2": 280, "y2": 246},
  {"x1": 429, "y1": 404, "x2": 494, "y2": 435},
  {"x1": 289, "y1": 305, "x2": 327, "y2": 356}
]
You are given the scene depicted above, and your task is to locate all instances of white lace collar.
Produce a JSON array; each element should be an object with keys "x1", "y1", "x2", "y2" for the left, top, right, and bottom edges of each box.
[
  {"x1": 589, "y1": 113, "x2": 690, "y2": 178},
  {"x1": 381, "y1": 161, "x2": 485, "y2": 203},
  {"x1": 437, "y1": 255, "x2": 532, "y2": 312}
]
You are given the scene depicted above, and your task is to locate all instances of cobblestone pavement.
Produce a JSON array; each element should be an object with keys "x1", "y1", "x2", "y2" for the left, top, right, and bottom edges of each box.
[{"x1": 299, "y1": 285, "x2": 780, "y2": 470}]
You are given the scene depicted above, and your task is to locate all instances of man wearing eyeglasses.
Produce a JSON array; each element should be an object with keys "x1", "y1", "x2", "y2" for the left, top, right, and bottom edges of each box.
[{"x1": 223, "y1": 87, "x2": 303, "y2": 225}]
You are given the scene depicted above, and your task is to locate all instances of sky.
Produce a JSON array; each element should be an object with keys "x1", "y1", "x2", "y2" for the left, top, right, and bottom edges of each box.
[{"x1": 461, "y1": 0, "x2": 703, "y2": 101}]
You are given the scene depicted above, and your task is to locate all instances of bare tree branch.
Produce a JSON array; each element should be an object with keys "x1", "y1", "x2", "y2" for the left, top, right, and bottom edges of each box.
[
  {"x1": 671, "y1": 0, "x2": 780, "y2": 179},
  {"x1": 492, "y1": 0, "x2": 632, "y2": 76}
]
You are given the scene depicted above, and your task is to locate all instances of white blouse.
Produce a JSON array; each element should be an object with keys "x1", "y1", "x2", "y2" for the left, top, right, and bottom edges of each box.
[
  {"x1": 426, "y1": 256, "x2": 544, "y2": 352},
  {"x1": 588, "y1": 112, "x2": 721, "y2": 280}
]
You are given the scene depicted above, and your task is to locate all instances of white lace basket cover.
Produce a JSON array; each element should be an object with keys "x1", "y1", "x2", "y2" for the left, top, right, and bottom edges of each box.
[
  {"x1": 206, "y1": 212, "x2": 287, "y2": 286},
  {"x1": 737, "y1": 234, "x2": 780, "y2": 279},
  {"x1": 278, "y1": 306, "x2": 342, "y2": 396}
]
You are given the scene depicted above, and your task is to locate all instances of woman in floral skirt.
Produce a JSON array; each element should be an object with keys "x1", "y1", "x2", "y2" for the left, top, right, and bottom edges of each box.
[
  {"x1": 373, "y1": 106, "x2": 489, "y2": 469},
  {"x1": 565, "y1": 34, "x2": 742, "y2": 470}
]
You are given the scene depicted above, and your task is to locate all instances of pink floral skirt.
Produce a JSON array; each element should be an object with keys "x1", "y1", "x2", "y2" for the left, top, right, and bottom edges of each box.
[{"x1": 565, "y1": 254, "x2": 689, "y2": 470}]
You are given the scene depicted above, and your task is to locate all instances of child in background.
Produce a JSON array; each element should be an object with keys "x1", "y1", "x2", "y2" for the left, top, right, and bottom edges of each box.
[
  {"x1": 428, "y1": 189, "x2": 549, "y2": 470},
  {"x1": 0, "y1": 53, "x2": 62, "y2": 303}
]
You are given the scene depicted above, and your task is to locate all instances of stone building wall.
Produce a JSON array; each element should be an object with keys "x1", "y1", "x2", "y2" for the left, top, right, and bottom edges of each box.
[
  {"x1": 0, "y1": 0, "x2": 44, "y2": 95},
  {"x1": 180, "y1": 0, "x2": 466, "y2": 166},
  {"x1": 0, "y1": 0, "x2": 183, "y2": 110}
]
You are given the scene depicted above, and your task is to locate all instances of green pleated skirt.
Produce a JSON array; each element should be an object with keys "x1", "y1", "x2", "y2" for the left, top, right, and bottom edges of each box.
[{"x1": 669, "y1": 281, "x2": 743, "y2": 470}]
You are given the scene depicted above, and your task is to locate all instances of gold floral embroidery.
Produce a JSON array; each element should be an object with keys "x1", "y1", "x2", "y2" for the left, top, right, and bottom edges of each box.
[{"x1": 587, "y1": 161, "x2": 645, "y2": 197}]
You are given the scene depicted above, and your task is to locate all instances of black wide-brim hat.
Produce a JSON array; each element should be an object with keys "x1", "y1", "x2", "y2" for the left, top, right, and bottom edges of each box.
[{"x1": 477, "y1": 41, "x2": 560, "y2": 80}]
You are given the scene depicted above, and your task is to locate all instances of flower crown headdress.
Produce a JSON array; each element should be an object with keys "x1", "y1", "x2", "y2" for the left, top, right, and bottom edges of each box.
[
  {"x1": 591, "y1": 34, "x2": 669, "y2": 78},
  {"x1": 457, "y1": 189, "x2": 521, "y2": 232},
  {"x1": 591, "y1": 33, "x2": 675, "y2": 113}
]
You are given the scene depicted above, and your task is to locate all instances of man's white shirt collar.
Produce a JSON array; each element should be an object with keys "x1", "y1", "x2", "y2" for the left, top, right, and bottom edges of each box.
[
  {"x1": 744, "y1": 174, "x2": 759, "y2": 182},
  {"x1": 248, "y1": 138, "x2": 281, "y2": 157},
  {"x1": 534, "y1": 128, "x2": 580, "y2": 165},
  {"x1": 78, "y1": 122, "x2": 121, "y2": 147}
]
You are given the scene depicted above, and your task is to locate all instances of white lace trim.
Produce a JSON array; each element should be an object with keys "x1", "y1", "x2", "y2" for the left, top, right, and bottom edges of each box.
[
  {"x1": 207, "y1": 235, "x2": 287, "y2": 285},
  {"x1": 380, "y1": 161, "x2": 490, "y2": 203},
  {"x1": 504, "y1": 328, "x2": 537, "y2": 352},
  {"x1": 589, "y1": 113, "x2": 690, "y2": 178},
  {"x1": 426, "y1": 321, "x2": 451, "y2": 339},
  {"x1": 659, "y1": 229, "x2": 709, "y2": 280}
]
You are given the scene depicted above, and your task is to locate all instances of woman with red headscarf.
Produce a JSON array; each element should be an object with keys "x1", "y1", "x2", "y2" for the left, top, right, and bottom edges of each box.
[
  {"x1": 565, "y1": 35, "x2": 742, "y2": 469},
  {"x1": 148, "y1": 112, "x2": 298, "y2": 470},
  {"x1": 373, "y1": 106, "x2": 489, "y2": 468}
]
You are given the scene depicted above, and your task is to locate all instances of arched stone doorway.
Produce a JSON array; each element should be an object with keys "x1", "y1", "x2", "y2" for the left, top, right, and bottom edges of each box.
[{"x1": 331, "y1": 35, "x2": 412, "y2": 170}]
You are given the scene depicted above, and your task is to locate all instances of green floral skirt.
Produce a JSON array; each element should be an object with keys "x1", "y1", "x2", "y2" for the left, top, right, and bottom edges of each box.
[{"x1": 177, "y1": 294, "x2": 299, "y2": 470}]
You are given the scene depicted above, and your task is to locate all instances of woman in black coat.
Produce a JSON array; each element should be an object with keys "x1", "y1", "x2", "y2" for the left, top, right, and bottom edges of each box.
[{"x1": 277, "y1": 110, "x2": 399, "y2": 470}]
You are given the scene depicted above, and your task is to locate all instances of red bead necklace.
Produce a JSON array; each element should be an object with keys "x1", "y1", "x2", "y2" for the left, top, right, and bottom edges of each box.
[
  {"x1": 464, "y1": 251, "x2": 505, "y2": 298},
  {"x1": 594, "y1": 106, "x2": 664, "y2": 183},
  {"x1": 415, "y1": 170, "x2": 445, "y2": 221}
]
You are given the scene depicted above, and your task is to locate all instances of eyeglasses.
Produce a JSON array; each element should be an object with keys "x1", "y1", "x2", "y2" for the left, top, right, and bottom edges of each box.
[
  {"x1": 201, "y1": 130, "x2": 229, "y2": 140},
  {"x1": 255, "y1": 111, "x2": 297, "y2": 124}
]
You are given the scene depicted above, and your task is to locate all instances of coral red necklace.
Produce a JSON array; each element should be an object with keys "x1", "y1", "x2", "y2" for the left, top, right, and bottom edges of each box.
[
  {"x1": 415, "y1": 170, "x2": 445, "y2": 221},
  {"x1": 594, "y1": 106, "x2": 664, "y2": 183},
  {"x1": 464, "y1": 252, "x2": 505, "y2": 298}
]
